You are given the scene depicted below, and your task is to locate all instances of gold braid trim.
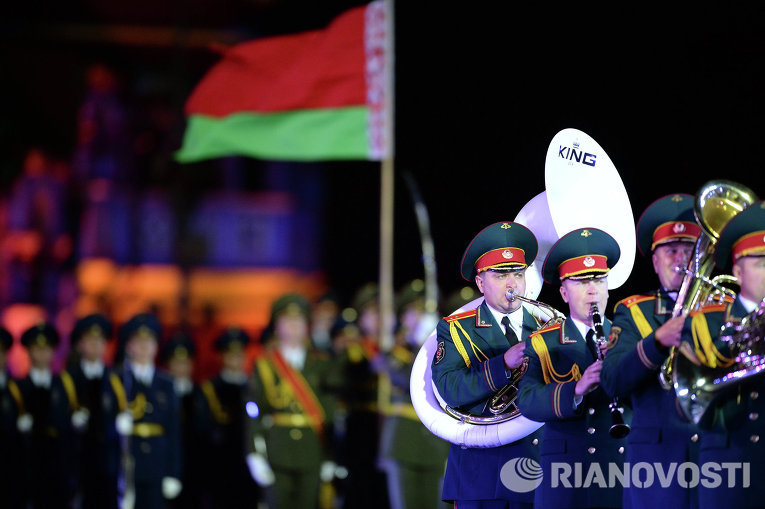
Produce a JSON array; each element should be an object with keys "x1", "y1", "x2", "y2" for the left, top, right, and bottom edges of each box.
[
  {"x1": 530, "y1": 334, "x2": 581, "y2": 384},
  {"x1": 7, "y1": 380, "x2": 25, "y2": 414},
  {"x1": 255, "y1": 358, "x2": 293, "y2": 409},
  {"x1": 449, "y1": 321, "x2": 489, "y2": 368},
  {"x1": 691, "y1": 313, "x2": 734, "y2": 368},
  {"x1": 629, "y1": 305, "x2": 654, "y2": 339},
  {"x1": 108, "y1": 373, "x2": 128, "y2": 412},
  {"x1": 201, "y1": 380, "x2": 231, "y2": 424},
  {"x1": 59, "y1": 371, "x2": 79, "y2": 410}
]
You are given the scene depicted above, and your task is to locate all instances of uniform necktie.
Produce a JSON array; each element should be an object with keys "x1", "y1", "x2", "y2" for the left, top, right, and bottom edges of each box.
[
  {"x1": 501, "y1": 316, "x2": 519, "y2": 347},
  {"x1": 585, "y1": 329, "x2": 599, "y2": 360}
]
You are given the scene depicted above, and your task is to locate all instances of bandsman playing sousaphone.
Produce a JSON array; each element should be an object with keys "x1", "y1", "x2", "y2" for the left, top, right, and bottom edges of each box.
[
  {"x1": 601, "y1": 193, "x2": 703, "y2": 508},
  {"x1": 431, "y1": 221, "x2": 544, "y2": 509},
  {"x1": 517, "y1": 227, "x2": 631, "y2": 509},
  {"x1": 677, "y1": 201, "x2": 765, "y2": 508}
]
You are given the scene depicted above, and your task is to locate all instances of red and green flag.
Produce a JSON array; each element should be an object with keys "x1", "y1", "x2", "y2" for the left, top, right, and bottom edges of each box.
[{"x1": 176, "y1": 0, "x2": 388, "y2": 163}]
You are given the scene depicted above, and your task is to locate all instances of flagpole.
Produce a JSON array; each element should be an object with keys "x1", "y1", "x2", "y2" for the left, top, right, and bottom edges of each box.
[{"x1": 379, "y1": 0, "x2": 395, "y2": 352}]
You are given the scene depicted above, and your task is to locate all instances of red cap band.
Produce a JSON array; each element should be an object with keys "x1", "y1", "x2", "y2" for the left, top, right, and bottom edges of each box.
[
  {"x1": 475, "y1": 247, "x2": 527, "y2": 272},
  {"x1": 652, "y1": 221, "x2": 701, "y2": 251},
  {"x1": 732, "y1": 230, "x2": 765, "y2": 263},
  {"x1": 558, "y1": 254, "x2": 609, "y2": 280}
]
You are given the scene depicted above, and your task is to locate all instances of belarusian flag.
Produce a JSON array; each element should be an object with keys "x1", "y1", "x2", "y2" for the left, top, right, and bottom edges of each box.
[{"x1": 176, "y1": 0, "x2": 388, "y2": 163}]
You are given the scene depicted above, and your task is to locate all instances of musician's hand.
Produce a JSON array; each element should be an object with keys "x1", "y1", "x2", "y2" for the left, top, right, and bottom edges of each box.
[
  {"x1": 71, "y1": 408, "x2": 90, "y2": 430},
  {"x1": 162, "y1": 477, "x2": 182, "y2": 499},
  {"x1": 503, "y1": 343, "x2": 526, "y2": 370},
  {"x1": 575, "y1": 360, "x2": 602, "y2": 397},
  {"x1": 17, "y1": 414, "x2": 33, "y2": 433},
  {"x1": 115, "y1": 411, "x2": 133, "y2": 436},
  {"x1": 247, "y1": 452, "x2": 275, "y2": 487},
  {"x1": 655, "y1": 316, "x2": 685, "y2": 348}
]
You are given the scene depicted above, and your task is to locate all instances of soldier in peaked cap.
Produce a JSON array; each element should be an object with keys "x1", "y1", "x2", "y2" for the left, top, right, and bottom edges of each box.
[
  {"x1": 677, "y1": 201, "x2": 765, "y2": 509},
  {"x1": 0, "y1": 326, "x2": 26, "y2": 509},
  {"x1": 378, "y1": 279, "x2": 449, "y2": 509},
  {"x1": 17, "y1": 322, "x2": 79, "y2": 507},
  {"x1": 118, "y1": 313, "x2": 183, "y2": 509},
  {"x1": 248, "y1": 294, "x2": 340, "y2": 509},
  {"x1": 160, "y1": 332, "x2": 202, "y2": 509},
  {"x1": 517, "y1": 227, "x2": 629, "y2": 509},
  {"x1": 196, "y1": 327, "x2": 261, "y2": 508},
  {"x1": 68, "y1": 313, "x2": 127, "y2": 509},
  {"x1": 430, "y1": 221, "x2": 544, "y2": 508},
  {"x1": 601, "y1": 193, "x2": 703, "y2": 509}
]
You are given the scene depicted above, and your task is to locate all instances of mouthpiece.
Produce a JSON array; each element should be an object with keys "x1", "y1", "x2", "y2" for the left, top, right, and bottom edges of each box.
[{"x1": 505, "y1": 289, "x2": 517, "y2": 302}]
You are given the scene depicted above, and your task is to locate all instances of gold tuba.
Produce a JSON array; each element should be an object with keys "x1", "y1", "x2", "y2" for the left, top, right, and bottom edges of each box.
[
  {"x1": 674, "y1": 299, "x2": 765, "y2": 424},
  {"x1": 659, "y1": 180, "x2": 758, "y2": 394}
]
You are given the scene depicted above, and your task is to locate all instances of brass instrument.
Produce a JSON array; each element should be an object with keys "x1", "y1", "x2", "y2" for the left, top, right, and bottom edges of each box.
[
  {"x1": 410, "y1": 128, "x2": 635, "y2": 448},
  {"x1": 481, "y1": 290, "x2": 566, "y2": 417},
  {"x1": 674, "y1": 299, "x2": 765, "y2": 424},
  {"x1": 659, "y1": 180, "x2": 758, "y2": 391},
  {"x1": 590, "y1": 303, "x2": 631, "y2": 438},
  {"x1": 441, "y1": 291, "x2": 565, "y2": 424}
]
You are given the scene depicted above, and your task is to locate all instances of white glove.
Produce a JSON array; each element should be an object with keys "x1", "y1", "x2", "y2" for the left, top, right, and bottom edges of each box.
[
  {"x1": 115, "y1": 411, "x2": 133, "y2": 436},
  {"x1": 162, "y1": 477, "x2": 182, "y2": 499},
  {"x1": 17, "y1": 414, "x2": 33, "y2": 433},
  {"x1": 320, "y1": 461, "x2": 337, "y2": 483},
  {"x1": 71, "y1": 409, "x2": 90, "y2": 430},
  {"x1": 246, "y1": 452, "x2": 275, "y2": 487}
]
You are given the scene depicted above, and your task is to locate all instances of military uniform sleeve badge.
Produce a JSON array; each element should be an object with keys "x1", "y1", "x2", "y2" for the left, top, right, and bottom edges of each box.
[{"x1": 435, "y1": 341, "x2": 445, "y2": 364}]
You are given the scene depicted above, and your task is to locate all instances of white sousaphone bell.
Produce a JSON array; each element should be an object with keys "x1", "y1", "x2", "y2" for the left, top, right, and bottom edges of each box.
[{"x1": 409, "y1": 128, "x2": 636, "y2": 448}]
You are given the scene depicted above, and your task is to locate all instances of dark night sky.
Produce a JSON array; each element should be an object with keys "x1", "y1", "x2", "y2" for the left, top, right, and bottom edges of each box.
[{"x1": 2, "y1": 2, "x2": 765, "y2": 312}]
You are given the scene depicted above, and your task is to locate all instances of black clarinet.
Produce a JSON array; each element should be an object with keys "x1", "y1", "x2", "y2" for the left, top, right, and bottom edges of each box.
[{"x1": 590, "y1": 303, "x2": 630, "y2": 439}]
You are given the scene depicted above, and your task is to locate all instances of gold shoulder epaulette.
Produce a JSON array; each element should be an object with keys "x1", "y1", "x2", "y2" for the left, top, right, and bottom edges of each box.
[
  {"x1": 690, "y1": 303, "x2": 727, "y2": 316},
  {"x1": 533, "y1": 322, "x2": 562, "y2": 336},
  {"x1": 616, "y1": 294, "x2": 654, "y2": 309},
  {"x1": 444, "y1": 309, "x2": 477, "y2": 322}
]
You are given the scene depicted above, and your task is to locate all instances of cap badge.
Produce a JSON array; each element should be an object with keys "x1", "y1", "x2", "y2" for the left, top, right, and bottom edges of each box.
[
  {"x1": 581, "y1": 230, "x2": 592, "y2": 238},
  {"x1": 673, "y1": 222, "x2": 686, "y2": 233},
  {"x1": 500, "y1": 223, "x2": 511, "y2": 229},
  {"x1": 502, "y1": 250, "x2": 514, "y2": 259},
  {"x1": 671, "y1": 195, "x2": 684, "y2": 202},
  {"x1": 583, "y1": 256, "x2": 596, "y2": 268}
]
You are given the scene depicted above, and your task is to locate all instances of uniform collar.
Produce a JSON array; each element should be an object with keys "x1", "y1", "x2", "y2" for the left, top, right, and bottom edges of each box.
[
  {"x1": 131, "y1": 363, "x2": 155, "y2": 386},
  {"x1": 221, "y1": 369, "x2": 248, "y2": 385},
  {"x1": 569, "y1": 316, "x2": 592, "y2": 341},
  {"x1": 738, "y1": 295, "x2": 761, "y2": 314},
  {"x1": 486, "y1": 302, "x2": 524, "y2": 334},
  {"x1": 174, "y1": 377, "x2": 193, "y2": 396},
  {"x1": 279, "y1": 345, "x2": 306, "y2": 370},
  {"x1": 29, "y1": 367, "x2": 52, "y2": 388},
  {"x1": 81, "y1": 359, "x2": 105, "y2": 380},
  {"x1": 655, "y1": 288, "x2": 675, "y2": 316}
]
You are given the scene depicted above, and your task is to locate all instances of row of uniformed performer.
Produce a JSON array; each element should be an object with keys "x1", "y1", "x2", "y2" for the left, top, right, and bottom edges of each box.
[
  {"x1": 0, "y1": 282, "x2": 449, "y2": 509},
  {"x1": 431, "y1": 220, "x2": 631, "y2": 509},
  {"x1": 430, "y1": 190, "x2": 765, "y2": 509}
]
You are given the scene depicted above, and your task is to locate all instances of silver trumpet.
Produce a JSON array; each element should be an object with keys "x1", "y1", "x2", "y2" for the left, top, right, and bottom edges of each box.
[{"x1": 590, "y1": 303, "x2": 630, "y2": 439}]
